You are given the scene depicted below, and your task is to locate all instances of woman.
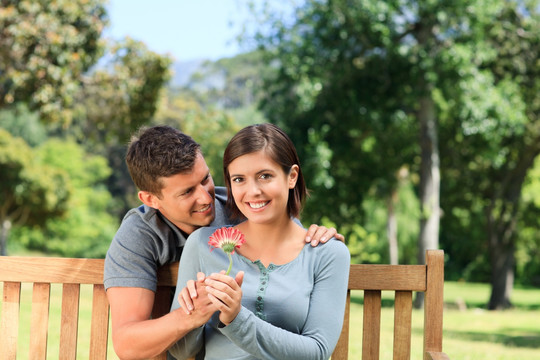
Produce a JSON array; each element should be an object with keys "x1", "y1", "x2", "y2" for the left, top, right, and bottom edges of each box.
[{"x1": 169, "y1": 123, "x2": 350, "y2": 360}]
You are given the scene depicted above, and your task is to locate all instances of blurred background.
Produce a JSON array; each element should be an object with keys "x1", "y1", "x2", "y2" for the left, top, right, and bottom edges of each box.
[{"x1": 0, "y1": 0, "x2": 538, "y2": 336}]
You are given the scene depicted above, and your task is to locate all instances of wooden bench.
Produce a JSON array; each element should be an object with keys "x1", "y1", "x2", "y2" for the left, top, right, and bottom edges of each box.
[{"x1": 0, "y1": 250, "x2": 449, "y2": 359}]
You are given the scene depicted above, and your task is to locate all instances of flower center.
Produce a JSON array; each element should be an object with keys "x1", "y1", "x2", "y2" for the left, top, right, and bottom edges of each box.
[{"x1": 222, "y1": 242, "x2": 237, "y2": 254}]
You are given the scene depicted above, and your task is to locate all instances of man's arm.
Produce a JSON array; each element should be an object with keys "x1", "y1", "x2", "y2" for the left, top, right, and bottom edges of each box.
[{"x1": 107, "y1": 286, "x2": 215, "y2": 360}]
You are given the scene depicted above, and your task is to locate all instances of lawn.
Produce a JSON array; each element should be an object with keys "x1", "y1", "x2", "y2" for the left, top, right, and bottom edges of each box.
[
  {"x1": 1, "y1": 281, "x2": 539, "y2": 359},
  {"x1": 348, "y1": 282, "x2": 540, "y2": 359}
]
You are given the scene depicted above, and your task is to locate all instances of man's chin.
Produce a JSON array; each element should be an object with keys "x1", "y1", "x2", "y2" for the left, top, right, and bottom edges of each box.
[{"x1": 198, "y1": 211, "x2": 215, "y2": 227}]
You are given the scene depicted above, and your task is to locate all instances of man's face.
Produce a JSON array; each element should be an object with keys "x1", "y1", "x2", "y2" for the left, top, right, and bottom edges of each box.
[{"x1": 143, "y1": 153, "x2": 216, "y2": 234}]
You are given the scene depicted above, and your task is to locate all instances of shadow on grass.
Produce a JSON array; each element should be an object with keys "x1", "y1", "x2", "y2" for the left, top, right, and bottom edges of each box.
[{"x1": 443, "y1": 329, "x2": 540, "y2": 349}]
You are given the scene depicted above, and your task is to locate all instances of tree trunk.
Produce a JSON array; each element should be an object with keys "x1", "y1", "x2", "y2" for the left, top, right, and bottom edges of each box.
[
  {"x1": 387, "y1": 189, "x2": 398, "y2": 265},
  {"x1": 412, "y1": 18, "x2": 441, "y2": 308},
  {"x1": 1, "y1": 219, "x2": 12, "y2": 256},
  {"x1": 487, "y1": 232, "x2": 515, "y2": 310},
  {"x1": 485, "y1": 143, "x2": 540, "y2": 309},
  {"x1": 414, "y1": 92, "x2": 440, "y2": 309}
]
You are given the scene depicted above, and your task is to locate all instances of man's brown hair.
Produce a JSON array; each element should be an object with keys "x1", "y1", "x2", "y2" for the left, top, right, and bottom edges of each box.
[{"x1": 126, "y1": 125, "x2": 201, "y2": 196}]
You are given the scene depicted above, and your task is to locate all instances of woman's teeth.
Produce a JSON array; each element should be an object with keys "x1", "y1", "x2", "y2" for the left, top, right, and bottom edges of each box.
[{"x1": 249, "y1": 201, "x2": 268, "y2": 209}]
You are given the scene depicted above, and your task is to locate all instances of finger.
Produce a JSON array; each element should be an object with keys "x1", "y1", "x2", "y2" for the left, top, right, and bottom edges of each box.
[
  {"x1": 235, "y1": 271, "x2": 244, "y2": 287},
  {"x1": 308, "y1": 225, "x2": 336, "y2": 246},
  {"x1": 197, "y1": 272, "x2": 206, "y2": 282},
  {"x1": 335, "y1": 233, "x2": 345, "y2": 242},
  {"x1": 187, "y1": 279, "x2": 197, "y2": 298},
  {"x1": 206, "y1": 287, "x2": 232, "y2": 307},
  {"x1": 305, "y1": 224, "x2": 318, "y2": 243},
  {"x1": 204, "y1": 275, "x2": 234, "y2": 292},
  {"x1": 318, "y1": 226, "x2": 337, "y2": 244},
  {"x1": 179, "y1": 288, "x2": 193, "y2": 314}
]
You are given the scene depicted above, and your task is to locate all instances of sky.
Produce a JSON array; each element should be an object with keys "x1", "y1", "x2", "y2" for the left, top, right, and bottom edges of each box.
[{"x1": 104, "y1": 0, "x2": 251, "y2": 62}]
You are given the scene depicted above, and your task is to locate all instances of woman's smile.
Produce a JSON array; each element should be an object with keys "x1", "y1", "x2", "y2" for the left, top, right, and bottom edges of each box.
[{"x1": 248, "y1": 201, "x2": 269, "y2": 209}]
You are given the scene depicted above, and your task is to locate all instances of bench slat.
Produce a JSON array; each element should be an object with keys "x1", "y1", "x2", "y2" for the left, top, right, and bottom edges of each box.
[
  {"x1": 362, "y1": 290, "x2": 382, "y2": 360},
  {"x1": 151, "y1": 286, "x2": 175, "y2": 360},
  {"x1": 0, "y1": 257, "x2": 104, "y2": 284},
  {"x1": 423, "y1": 251, "x2": 445, "y2": 359},
  {"x1": 89, "y1": 284, "x2": 109, "y2": 360},
  {"x1": 29, "y1": 283, "x2": 50, "y2": 359},
  {"x1": 393, "y1": 290, "x2": 413, "y2": 360},
  {"x1": 349, "y1": 264, "x2": 426, "y2": 291},
  {"x1": 1, "y1": 282, "x2": 21, "y2": 360},
  {"x1": 332, "y1": 289, "x2": 351, "y2": 360},
  {"x1": 59, "y1": 283, "x2": 80, "y2": 359}
]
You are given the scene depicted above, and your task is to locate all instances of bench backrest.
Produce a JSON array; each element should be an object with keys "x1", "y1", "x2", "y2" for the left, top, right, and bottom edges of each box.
[
  {"x1": 0, "y1": 250, "x2": 447, "y2": 359},
  {"x1": 332, "y1": 249, "x2": 449, "y2": 360}
]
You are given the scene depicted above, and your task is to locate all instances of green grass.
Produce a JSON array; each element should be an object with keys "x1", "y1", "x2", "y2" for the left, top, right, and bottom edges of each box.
[
  {"x1": 347, "y1": 282, "x2": 540, "y2": 359},
  {"x1": 2, "y1": 281, "x2": 539, "y2": 359}
]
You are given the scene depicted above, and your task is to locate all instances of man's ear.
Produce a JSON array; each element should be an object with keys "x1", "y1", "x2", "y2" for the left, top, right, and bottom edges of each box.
[
  {"x1": 288, "y1": 165, "x2": 299, "y2": 189},
  {"x1": 138, "y1": 191, "x2": 158, "y2": 209}
]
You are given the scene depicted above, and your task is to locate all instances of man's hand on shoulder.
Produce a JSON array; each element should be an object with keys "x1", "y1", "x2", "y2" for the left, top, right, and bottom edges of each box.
[{"x1": 305, "y1": 224, "x2": 345, "y2": 246}]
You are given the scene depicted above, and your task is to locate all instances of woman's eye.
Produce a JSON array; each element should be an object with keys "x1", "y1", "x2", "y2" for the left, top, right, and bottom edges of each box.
[
  {"x1": 232, "y1": 177, "x2": 243, "y2": 183},
  {"x1": 260, "y1": 173, "x2": 272, "y2": 180}
]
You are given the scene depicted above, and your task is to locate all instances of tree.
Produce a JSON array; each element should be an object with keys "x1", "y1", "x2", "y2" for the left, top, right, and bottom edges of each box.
[
  {"x1": 11, "y1": 138, "x2": 118, "y2": 257},
  {"x1": 438, "y1": 1, "x2": 539, "y2": 309},
  {"x1": 153, "y1": 92, "x2": 244, "y2": 187},
  {"x1": 0, "y1": 0, "x2": 107, "y2": 123},
  {"x1": 0, "y1": 129, "x2": 69, "y2": 255},
  {"x1": 59, "y1": 38, "x2": 173, "y2": 216},
  {"x1": 247, "y1": 0, "x2": 538, "y2": 309}
]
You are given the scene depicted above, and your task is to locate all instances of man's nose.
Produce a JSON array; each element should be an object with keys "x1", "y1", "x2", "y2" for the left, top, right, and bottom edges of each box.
[{"x1": 195, "y1": 184, "x2": 213, "y2": 203}]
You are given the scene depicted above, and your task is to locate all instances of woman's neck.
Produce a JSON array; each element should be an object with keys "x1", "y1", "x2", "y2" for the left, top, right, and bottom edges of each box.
[{"x1": 236, "y1": 216, "x2": 306, "y2": 267}]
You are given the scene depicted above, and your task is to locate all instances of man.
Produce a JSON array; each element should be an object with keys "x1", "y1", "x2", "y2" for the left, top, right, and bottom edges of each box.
[{"x1": 104, "y1": 125, "x2": 342, "y2": 359}]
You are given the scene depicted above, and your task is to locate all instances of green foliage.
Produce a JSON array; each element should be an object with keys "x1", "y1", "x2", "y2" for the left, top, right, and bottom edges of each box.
[
  {"x1": 153, "y1": 94, "x2": 246, "y2": 186},
  {"x1": 0, "y1": 0, "x2": 173, "y2": 255},
  {"x1": 0, "y1": 103, "x2": 47, "y2": 146},
  {"x1": 248, "y1": 0, "x2": 540, "y2": 305},
  {"x1": 177, "y1": 51, "x2": 269, "y2": 111},
  {"x1": 57, "y1": 38, "x2": 174, "y2": 216},
  {"x1": 516, "y1": 157, "x2": 540, "y2": 286},
  {"x1": 11, "y1": 138, "x2": 118, "y2": 257},
  {"x1": 68, "y1": 38, "x2": 173, "y2": 149},
  {"x1": 0, "y1": 129, "x2": 70, "y2": 227},
  {"x1": 0, "y1": 0, "x2": 107, "y2": 123}
]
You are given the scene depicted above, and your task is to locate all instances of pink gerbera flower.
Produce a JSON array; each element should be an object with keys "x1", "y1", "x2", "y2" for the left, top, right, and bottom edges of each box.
[{"x1": 208, "y1": 227, "x2": 246, "y2": 275}]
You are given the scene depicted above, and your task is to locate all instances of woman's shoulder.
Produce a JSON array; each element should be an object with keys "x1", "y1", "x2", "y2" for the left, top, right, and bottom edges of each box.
[
  {"x1": 190, "y1": 226, "x2": 218, "y2": 238},
  {"x1": 306, "y1": 238, "x2": 350, "y2": 262},
  {"x1": 320, "y1": 237, "x2": 349, "y2": 252},
  {"x1": 185, "y1": 226, "x2": 219, "y2": 251}
]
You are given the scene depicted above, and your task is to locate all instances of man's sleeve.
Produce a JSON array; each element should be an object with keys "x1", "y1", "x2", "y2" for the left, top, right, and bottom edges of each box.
[{"x1": 104, "y1": 215, "x2": 159, "y2": 292}]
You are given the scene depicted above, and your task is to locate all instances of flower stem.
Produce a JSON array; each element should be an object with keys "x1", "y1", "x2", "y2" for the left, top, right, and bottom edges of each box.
[{"x1": 226, "y1": 253, "x2": 233, "y2": 276}]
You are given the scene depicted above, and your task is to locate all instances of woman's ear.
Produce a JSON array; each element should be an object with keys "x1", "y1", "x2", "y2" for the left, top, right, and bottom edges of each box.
[{"x1": 288, "y1": 165, "x2": 300, "y2": 189}]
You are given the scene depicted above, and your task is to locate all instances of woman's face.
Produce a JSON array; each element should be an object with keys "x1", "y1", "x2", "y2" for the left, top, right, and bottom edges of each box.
[{"x1": 227, "y1": 150, "x2": 298, "y2": 224}]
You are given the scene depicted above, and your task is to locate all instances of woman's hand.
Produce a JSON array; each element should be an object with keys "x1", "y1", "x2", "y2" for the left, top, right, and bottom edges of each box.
[{"x1": 204, "y1": 271, "x2": 244, "y2": 325}]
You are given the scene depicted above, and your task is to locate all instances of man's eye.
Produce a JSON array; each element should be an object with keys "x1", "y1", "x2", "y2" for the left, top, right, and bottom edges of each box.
[{"x1": 181, "y1": 189, "x2": 193, "y2": 196}]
